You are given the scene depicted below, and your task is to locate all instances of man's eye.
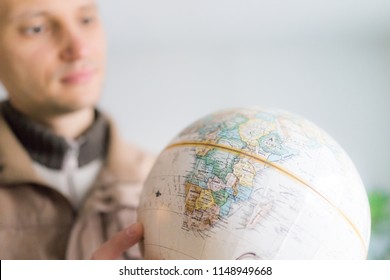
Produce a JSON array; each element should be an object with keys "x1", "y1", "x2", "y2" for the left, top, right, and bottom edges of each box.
[
  {"x1": 81, "y1": 16, "x2": 94, "y2": 25},
  {"x1": 24, "y1": 25, "x2": 46, "y2": 35}
]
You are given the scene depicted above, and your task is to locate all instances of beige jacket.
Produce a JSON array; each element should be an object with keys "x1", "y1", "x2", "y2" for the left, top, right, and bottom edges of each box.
[{"x1": 0, "y1": 106, "x2": 155, "y2": 259}]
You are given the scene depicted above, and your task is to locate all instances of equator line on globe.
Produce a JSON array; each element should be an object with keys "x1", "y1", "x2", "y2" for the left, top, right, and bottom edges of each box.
[{"x1": 165, "y1": 140, "x2": 367, "y2": 254}]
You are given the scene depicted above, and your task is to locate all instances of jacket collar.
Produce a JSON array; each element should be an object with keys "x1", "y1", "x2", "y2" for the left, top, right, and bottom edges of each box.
[
  {"x1": 0, "y1": 100, "x2": 146, "y2": 186},
  {"x1": 0, "y1": 104, "x2": 45, "y2": 186},
  {"x1": 1, "y1": 101, "x2": 108, "y2": 170}
]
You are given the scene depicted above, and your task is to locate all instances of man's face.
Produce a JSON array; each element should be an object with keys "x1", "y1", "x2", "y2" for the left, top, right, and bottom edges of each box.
[{"x1": 0, "y1": 0, "x2": 106, "y2": 117}]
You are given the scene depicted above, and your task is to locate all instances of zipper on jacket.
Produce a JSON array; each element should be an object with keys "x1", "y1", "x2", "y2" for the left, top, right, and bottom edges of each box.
[{"x1": 63, "y1": 140, "x2": 80, "y2": 207}]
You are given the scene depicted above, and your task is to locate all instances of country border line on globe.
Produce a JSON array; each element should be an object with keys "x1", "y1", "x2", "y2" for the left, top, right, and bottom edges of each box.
[{"x1": 165, "y1": 141, "x2": 368, "y2": 257}]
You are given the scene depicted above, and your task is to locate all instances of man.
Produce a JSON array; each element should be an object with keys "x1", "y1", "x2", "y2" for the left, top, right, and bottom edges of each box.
[{"x1": 0, "y1": 0, "x2": 154, "y2": 259}]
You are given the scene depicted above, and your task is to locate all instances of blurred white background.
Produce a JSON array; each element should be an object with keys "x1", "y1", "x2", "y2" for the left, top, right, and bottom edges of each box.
[{"x1": 1, "y1": 0, "x2": 389, "y2": 191}]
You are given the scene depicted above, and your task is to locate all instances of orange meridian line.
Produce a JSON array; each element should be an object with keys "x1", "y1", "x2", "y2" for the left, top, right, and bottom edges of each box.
[{"x1": 164, "y1": 141, "x2": 368, "y2": 256}]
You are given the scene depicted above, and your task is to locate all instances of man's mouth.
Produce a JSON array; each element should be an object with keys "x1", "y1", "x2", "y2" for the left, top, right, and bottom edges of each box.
[{"x1": 61, "y1": 69, "x2": 96, "y2": 85}]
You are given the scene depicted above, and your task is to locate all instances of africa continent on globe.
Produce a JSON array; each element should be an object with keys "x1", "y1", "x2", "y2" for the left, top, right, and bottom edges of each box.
[{"x1": 138, "y1": 107, "x2": 371, "y2": 259}]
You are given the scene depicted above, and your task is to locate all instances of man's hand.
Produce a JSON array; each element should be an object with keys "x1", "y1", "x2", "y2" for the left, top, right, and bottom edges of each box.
[{"x1": 91, "y1": 222, "x2": 143, "y2": 260}]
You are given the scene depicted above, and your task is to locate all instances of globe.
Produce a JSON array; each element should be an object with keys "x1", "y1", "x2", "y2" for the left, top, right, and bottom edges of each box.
[{"x1": 138, "y1": 107, "x2": 371, "y2": 259}]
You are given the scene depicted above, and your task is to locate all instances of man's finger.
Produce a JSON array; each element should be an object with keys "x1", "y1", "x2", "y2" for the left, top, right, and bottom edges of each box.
[{"x1": 91, "y1": 222, "x2": 143, "y2": 260}]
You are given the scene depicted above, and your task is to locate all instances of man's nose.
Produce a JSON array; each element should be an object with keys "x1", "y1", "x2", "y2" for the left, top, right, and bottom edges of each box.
[{"x1": 59, "y1": 29, "x2": 91, "y2": 62}]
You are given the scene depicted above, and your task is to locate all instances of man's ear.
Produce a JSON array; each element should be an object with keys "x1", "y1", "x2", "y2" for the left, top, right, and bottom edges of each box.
[
  {"x1": 0, "y1": 65, "x2": 3, "y2": 83},
  {"x1": 0, "y1": 65, "x2": 6, "y2": 93},
  {"x1": 0, "y1": 52, "x2": 5, "y2": 83}
]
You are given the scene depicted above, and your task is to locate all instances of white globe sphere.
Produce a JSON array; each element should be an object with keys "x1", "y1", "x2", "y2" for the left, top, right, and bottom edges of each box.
[{"x1": 138, "y1": 107, "x2": 371, "y2": 259}]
